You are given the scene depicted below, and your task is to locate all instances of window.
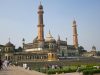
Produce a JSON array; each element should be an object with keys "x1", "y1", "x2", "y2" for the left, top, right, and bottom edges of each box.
[{"x1": 52, "y1": 54, "x2": 54, "y2": 58}]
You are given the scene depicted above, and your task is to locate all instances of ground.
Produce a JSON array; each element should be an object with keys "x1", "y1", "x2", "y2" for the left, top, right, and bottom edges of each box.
[
  {"x1": 0, "y1": 66, "x2": 83, "y2": 75},
  {"x1": 0, "y1": 66, "x2": 45, "y2": 75}
]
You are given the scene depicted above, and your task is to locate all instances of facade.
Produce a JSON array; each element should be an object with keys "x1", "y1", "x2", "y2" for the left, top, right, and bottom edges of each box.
[
  {"x1": 82, "y1": 46, "x2": 97, "y2": 57},
  {"x1": 0, "y1": 41, "x2": 15, "y2": 61},
  {"x1": 0, "y1": 2, "x2": 79, "y2": 62}
]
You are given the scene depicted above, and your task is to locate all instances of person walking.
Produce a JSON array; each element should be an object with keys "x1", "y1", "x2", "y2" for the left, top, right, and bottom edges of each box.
[
  {"x1": 0, "y1": 59, "x2": 3, "y2": 70},
  {"x1": 2, "y1": 59, "x2": 9, "y2": 70}
]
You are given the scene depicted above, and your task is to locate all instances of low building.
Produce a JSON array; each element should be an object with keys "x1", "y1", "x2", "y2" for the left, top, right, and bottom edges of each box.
[{"x1": 82, "y1": 46, "x2": 97, "y2": 57}]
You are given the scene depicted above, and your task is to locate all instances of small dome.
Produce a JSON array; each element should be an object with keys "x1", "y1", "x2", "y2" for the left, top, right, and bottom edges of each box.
[
  {"x1": 33, "y1": 36, "x2": 38, "y2": 43},
  {"x1": 45, "y1": 31, "x2": 56, "y2": 43},
  {"x1": 92, "y1": 45, "x2": 96, "y2": 50},
  {"x1": 38, "y1": 4, "x2": 43, "y2": 9},
  {"x1": 73, "y1": 20, "x2": 76, "y2": 24},
  {"x1": 22, "y1": 38, "x2": 25, "y2": 42},
  {"x1": 5, "y1": 42, "x2": 14, "y2": 47}
]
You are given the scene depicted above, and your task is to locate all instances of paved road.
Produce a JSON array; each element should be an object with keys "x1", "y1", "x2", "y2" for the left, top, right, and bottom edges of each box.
[
  {"x1": 0, "y1": 66, "x2": 83, "y2": 75},
  {"x1": 0, "y1": 66, "x2": 45, "y2": 75}
]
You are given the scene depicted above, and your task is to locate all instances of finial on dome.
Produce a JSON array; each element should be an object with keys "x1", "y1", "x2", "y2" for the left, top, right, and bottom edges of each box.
[
  {"x1": 9, "y1": 37, "x2": 10, "y2": 42},
  {"x1": 58, "y1": 34, "x2": 60, "y2": 41},
  {"x1": 49, "y1": 30, "x2": 51, "y2": 34},
  {"x1": 38, "y1": 0, "x2": 43, "y2": 9},
  {"x1": 73, "y1": 18, "x2": 76, "y2": 24},
  {"x1": 40, "y1": 0, "x2": 42, "y2": 5}
]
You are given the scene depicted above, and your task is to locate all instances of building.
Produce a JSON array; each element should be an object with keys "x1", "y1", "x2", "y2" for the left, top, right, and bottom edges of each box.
[
  {"x1": 82, "y1": 46, "x2": 97, "y2": 57},
  {"x1": 0, "y1": 2, "x2": 79, "y2": 62}
]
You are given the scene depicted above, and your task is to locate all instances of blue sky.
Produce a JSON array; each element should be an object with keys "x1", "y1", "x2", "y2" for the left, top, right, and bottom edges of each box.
[{"x1": 0, "y1": 0, "x2": 100, "y2": 51}]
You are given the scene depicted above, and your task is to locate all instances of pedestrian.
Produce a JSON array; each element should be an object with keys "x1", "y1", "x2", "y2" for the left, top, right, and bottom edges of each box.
[
  {"x1": 23, "y1": 63, "x2": 27, "y2": 69},
  {"x1": 76, "y1": 66, "x2": 81, "y2": 74},
  {"x1": 2, "y1": 59, "x2": 9, "y2": 70},
  {"x1": 0, "y1": 59, "x2": 3, "y2": 70}
]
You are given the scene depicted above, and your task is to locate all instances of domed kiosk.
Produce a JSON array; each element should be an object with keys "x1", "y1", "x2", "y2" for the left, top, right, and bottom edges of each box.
[
  {"x1": 45, "y1": 31, "x2": 56, "y2": 50},
  {"x1": 4, "y1": 41, "x2": 15, "y2": 60}
]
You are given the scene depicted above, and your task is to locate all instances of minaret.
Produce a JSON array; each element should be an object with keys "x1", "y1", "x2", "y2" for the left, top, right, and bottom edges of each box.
[
  {"x1": 58, "y1": 35, "x2": 60, "y2": 41},
  {"x1": 66, "y1": 37, "x2": 68, "y2": 47},
  {"x1": 57, "y1": 35, "x2": 60, "y2": 52},
  {"x1": 22, "y1": 38, "x2": 25, "y2": 49},
  {"x1": 37, "y1": 1, "x2": 44, "y2": 48},
  {"x1": 72, "y1": 20, "x2": 78, "y2": 49},
  {"x1": 57, "y1": 35, "x2": 60, "y2": 46},
  {"x1": 37, "y1": 1, "x2": 44, "y2": 42}
]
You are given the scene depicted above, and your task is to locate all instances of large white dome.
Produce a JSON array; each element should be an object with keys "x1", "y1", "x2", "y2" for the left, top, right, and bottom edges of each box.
[{"x1": 45, "y1": 31, "x2": 56, "y2": 43}]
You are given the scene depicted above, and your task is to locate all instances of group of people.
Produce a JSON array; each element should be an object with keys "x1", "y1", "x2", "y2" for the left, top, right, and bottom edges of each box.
[{"x1": 0, "y1": 59, "x2": 9, "y2": 70}]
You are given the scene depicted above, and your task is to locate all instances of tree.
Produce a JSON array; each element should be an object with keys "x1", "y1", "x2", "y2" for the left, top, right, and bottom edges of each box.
[
  {"x1": 16, "y1": 47, "x2": 23, "y2": 52},
  {"x1": 78, "y1": 46, "x2": 87, "y2": 54},
  {"x1": 97, "y1": 51, "x2": 100, "y2": 56}
]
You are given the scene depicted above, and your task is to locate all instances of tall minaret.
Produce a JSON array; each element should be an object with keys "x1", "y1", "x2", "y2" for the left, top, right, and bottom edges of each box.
[
  {"x1": 72, "y1": 20, "x2": 78, "y2": 49},
  {"x1": 37, "y1": 1, "x2": 44, "y2": 48},
  {"x1": 57, "y1": 35, "x2": 60, "y2": 52}
]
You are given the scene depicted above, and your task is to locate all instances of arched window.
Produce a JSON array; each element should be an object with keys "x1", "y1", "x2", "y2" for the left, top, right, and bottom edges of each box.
[
  {"x1": 8, "y1": 56, "x2": 10, "y2": 60},
  {"x1": 33, "y1": 56, "x2": 34, "y2": 59},
  {"x1": 62, "y1": 51, "x2": 64, "y2": 57},
  {"x1": 20, "y1": 56, "x2": 21, "y2": 60},
  {"x1": 5, "y1": 48, "x2": 7, "y2": 52},
  {"x1": 30, "y1": 56, "x2": 31, "y2": 59},
  {"x1": 5, "y1": 56, "x2": 7, "y2": 60},
  {"x1": 52, "y1": 54, "x2": 54, "y2": 58},
  {"x1": 8, "y1": 48, "x2": 10, "y2": 51}
]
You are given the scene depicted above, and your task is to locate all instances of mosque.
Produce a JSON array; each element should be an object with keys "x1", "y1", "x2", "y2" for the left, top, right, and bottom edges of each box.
[{"x1": 0, "y1": 2, "x2": 79, "y2": 62}]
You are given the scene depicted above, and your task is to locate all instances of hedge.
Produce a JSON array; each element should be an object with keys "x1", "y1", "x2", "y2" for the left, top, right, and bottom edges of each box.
[
  {"x1": 83, "y1": 69, "x2": 100, "y2": 75},
  {"x1": 47, "y1": 68, "x2": 77, "y2": 74}
]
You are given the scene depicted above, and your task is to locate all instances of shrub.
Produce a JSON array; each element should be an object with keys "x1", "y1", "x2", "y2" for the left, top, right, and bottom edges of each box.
[
  {"x1": 46, "y1": 68, "x2": 77, "y2": 74},
  {"x1": 83, "y1": 69, "x2": 100, "y2": 75}
]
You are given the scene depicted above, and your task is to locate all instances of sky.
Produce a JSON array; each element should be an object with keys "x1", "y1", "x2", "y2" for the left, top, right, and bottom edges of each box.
[{"x1": 0, "y1": 0, "x2": 100, "y2": 51}]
